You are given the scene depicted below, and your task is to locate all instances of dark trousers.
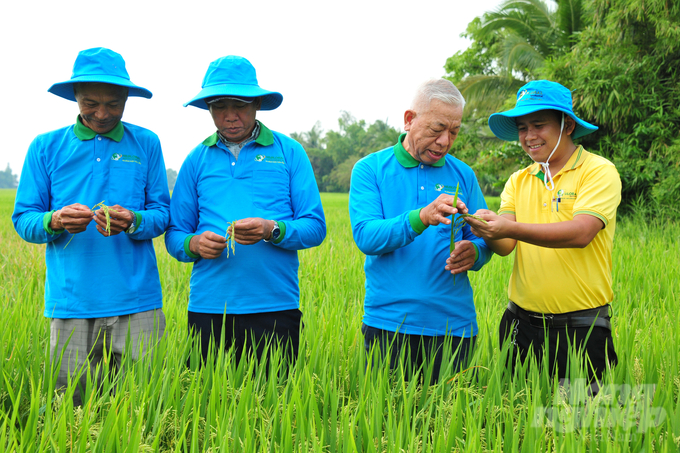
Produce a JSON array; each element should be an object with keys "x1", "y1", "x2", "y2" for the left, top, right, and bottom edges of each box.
[
  {"x1": 499, "y1": 308, "x2": 618, "y2": 381},
  {"x1": 362, "y1": 323, "x2": 476, "y2": 383},
  {"x1": 188, "y1": 309, "x2": 302, "y2": 367}
]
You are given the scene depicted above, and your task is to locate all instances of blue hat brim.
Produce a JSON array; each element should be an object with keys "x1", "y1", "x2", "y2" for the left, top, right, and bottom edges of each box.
[
  {"x1": 48, "y1": 75, "x2": 152, "y2": 102},
  {"x1": 184, "y1": 83, "x2": 283, "y2": 110},
  {"x1": 489, "y1": 104, "x2": 598, "y2": 141}
]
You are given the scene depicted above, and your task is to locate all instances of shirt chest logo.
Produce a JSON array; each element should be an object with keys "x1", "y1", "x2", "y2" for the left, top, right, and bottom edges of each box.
[
  {"x1": 556, "y1": 189, "x2": 577, "y2": 200},
  {"x1": 255, "y1": 154, "x2": 285, "y2": 164},
  {"x1": 434, "y1": 183, "x2": 458, "y2": 195},
  {"x1": 111, "y1": 153, "x2": 142, "y2": 165}
]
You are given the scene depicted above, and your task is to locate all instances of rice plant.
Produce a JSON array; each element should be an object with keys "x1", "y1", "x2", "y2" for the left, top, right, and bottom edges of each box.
[{"x1": 1, "y1": 189, "x2": 678, "y2": 452}]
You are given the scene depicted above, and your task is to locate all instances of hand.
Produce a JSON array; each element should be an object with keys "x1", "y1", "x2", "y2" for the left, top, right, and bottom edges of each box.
[
  {"x1": 94, "y1": 204, "x2": 134, "y2": 237},
  {"x1": 51, "y1": 203, "x2": 93, "y2": 234},
  {"x1": 419, "y1": 194, "x2": 469, "y2": 228},
  {"x1": 445, "y1": 240, "x2": 476, "y2": 274},
  {"x1": 229, "y1": 218, "x2": 276, "y2": 245},
  {"x1": 189, "y1": 231, "x2": 227, "y2": 259},
  {"x1": 463, "y1": 209, "x2": 508, "y2": 240}
]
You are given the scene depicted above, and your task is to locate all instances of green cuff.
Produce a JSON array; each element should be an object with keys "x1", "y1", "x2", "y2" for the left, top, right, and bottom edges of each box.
[
  {"x1": 126, "y1": 211, "x2": 142, "y2": 234},
  {"x1": 184, "y1": 234, "x2": 200, "y2": 259},
  {"x1": 272, "y1": 220, "x2": 286, "y2": 244},
  {"x1": 472, "y1": 243, "x2": 479, "y2": 264},
  {"x1": 43, "y1": 211, "x2": 64, "y2": 235},
  {"x1": 408, "y1": 209, "x2": 427, "y2": 235}
]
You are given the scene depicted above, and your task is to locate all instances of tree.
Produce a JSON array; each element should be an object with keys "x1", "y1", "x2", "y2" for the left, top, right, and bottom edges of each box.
[
  {"x1": 167, "y1": 168, "x2": 177, "y2": 192},
  {"x1": 543, "y1": 0, "x2": 680, "y2": 217},
  {"x1": 292, "y1": 114, "x2": 400, "y2": 193},
  {"x1": 441, "y1": 0, "x2": 592, "y2": 196},
  {"x1": 444, "y1": 0, "x2": 680, "y2": 216},
  {"x1": 445, "y1": 0, "x2": 590, "y2": 118},
  {"x1": 290, "y1": 121, "x2": 324, "y2": 150},
  {"x1": 291, "y1": 122, "x2": 334, "y2": 190},
  {"x1": 0, "y1": 163, "x2": 18, "y2": 189},
  {"x1": 323, "y1": 113, "x2": 400, "y2": 192}
]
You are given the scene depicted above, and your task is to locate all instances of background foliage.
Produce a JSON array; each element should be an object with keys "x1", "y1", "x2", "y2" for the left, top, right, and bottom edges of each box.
[
  {"x1": 0, "y1": 164, "x2": 18, "y2": 189},
  {"x1": 544, "y1": 0, "x2": 680, "y2": 217},
  {"x1": 443, "y1": 0, "x2": 680, "y2": 214},
  {"x1": 10, "y1": 0, "x2": 680, "y2": 214},
  {"x1": 291, "y1": 114, "x2": 401, "y2": 193}
]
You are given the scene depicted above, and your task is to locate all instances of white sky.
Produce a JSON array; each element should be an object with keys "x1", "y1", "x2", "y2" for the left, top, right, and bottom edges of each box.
[{"x1": 0, "y1": 0, "x2": 501, "y2": 177}]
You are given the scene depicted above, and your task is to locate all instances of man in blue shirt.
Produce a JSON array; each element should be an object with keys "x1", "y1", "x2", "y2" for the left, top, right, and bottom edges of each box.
[
  {"x1": 12, "y1": 48, "x2": 170, "y2": 405},
  {"x1": 165, "y1": 56, "x2": 326, "y2": 366},
  {"x1": 349, "y1": 79, "x2": 492, "y2": 382}
]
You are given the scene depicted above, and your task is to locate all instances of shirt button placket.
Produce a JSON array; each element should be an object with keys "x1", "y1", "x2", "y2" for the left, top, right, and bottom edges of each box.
[
  {"x1": 417, "y1": 164, "x2": 427, "y2": 204},
  {"x1": 94, "y1": 135, "x2": 105, "y2": 176}
]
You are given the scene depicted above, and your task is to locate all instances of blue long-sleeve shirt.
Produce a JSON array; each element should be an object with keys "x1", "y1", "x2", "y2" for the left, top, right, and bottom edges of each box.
[
  {"x1": 165, "y1": 122, "x2": 326, "y2": 314},
  {"x1": 12, "y1": 118, "x2": 170, "y2": 318},
  {"x1": 349, "y1": 134, "x2": 492, "y2": 337}
]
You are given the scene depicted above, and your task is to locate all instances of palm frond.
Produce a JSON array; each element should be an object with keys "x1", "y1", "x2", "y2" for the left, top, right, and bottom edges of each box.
[
  {"x1": 480, "y1": 0, "x2": 557, "y2": 56},
  {"x1": 555, "y1": 0, "x2": 587, "y2": 46},
  {"x1": 502, "y1": 33, "x2": 547, "y2": 75},
  {"x1": 456, "y1": 75, "x2": 525, "y2": 118}
]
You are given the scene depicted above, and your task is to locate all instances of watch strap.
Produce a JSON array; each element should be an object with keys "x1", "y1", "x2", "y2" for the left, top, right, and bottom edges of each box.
[{"x1": 264, "y1": 220, "x2": 279, "y2": 242}]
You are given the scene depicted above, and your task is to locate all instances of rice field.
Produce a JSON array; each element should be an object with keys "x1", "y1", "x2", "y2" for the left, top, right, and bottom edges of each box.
[{"x1": 1, "y1": 188, "x2": 679, "y2": 452}]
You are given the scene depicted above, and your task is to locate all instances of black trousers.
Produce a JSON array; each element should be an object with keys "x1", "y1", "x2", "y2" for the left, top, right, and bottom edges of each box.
[
  {"x1": 188, "y1": 309, "x2": 302, "y2": 367},
  {"x1": 499, "y1": 308, "x2": 618, "y2": 381},
  {"x1": 362, "y1": 323, "x2": 476, "y2": 383}
]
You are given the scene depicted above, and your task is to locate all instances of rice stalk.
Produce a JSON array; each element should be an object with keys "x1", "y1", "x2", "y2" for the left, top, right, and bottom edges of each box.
[
  {"x1": 2, "y1": 190, "x2": 679, "y2": 452},
  {"x1": 449, "y1": 184, "x2": 488, "y2": 285},
  {"x1": 225, "y1": 220, "x2": 237, "y2": 258},
  {"x1": 91, "y1": 200, "x2": 119, "y2": 236},
  {"x1": 63, "y1": 200, "x2": 119, "y2": 249}
]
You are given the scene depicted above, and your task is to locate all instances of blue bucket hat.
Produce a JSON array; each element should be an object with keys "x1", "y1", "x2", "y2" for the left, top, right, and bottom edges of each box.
[
  {"x1": 488, "y1": 80, "x2": 597, "y2": 141},
  {"x1": 184, "y1": 56, "x2": 283, "y2": 111},
  {"x1": 48, "y1": 47, "x2": 152, "y2": 101}
]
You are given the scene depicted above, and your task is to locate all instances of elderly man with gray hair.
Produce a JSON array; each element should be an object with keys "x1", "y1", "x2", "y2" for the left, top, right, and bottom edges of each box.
[{"x1": 349, "y1": 78, "x2": 492, "y2": 382}]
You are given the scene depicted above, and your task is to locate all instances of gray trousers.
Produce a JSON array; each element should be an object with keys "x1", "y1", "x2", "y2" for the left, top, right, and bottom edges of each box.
[{"x1": 49, "y1": 308, "x2": 165, "y2": 406}]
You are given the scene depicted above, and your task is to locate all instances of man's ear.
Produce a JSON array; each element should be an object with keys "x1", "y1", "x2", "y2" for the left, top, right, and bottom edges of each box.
[
  {"x1": 404, "y1": 110, "x2": 416, "y2": 131},
  {"x1": 564, "y1": 115, "x2": 577, "y2": 136},
  {"x1": 254, "y1": 97, "x2": 263, "y2": 111}
]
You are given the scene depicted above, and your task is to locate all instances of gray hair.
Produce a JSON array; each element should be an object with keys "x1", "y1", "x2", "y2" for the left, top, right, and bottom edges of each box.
[{"x1": 411, "y1": 79, "x2": 465, "y2": 112}]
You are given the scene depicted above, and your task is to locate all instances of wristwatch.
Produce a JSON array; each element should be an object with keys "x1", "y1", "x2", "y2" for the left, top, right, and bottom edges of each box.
[
  {"x1": 264, "y1": 221, "x2": 280, "y2": 242},
  {"x1": 125, "y1": 211, "x2": 136, "y2": 234}
]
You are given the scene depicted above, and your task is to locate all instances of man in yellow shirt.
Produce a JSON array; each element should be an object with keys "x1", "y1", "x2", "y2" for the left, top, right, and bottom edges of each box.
[{"x1": 465, "y1": 80, "x2": 621, "y2": 382}]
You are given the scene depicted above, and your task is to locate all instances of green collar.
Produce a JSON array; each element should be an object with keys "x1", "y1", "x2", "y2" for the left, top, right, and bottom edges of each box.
[
  {"x1": 393, "y1": 133, "x2": 446, "y2": 168},
  {"x1": 202, "y1": 121, "x2": 274, "y2": 147},
  {"x1": 73, "y1": 116, "x2": 124, "y2": 142}
]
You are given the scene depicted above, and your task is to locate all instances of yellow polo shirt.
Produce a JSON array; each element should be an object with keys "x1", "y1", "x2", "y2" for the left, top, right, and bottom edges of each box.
[{"x1": 499, "y1": 146, "x2": 621, "y2": 314}]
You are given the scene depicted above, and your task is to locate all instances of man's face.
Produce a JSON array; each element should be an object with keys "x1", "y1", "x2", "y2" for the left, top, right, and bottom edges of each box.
[
  {"x1": 75, "y1": 83, "x2": 128, "y2": 134},
  {"x1": 209, "y1": 98, "x2": 261, "y2": 143},
  {"x1": 515, "y1": 110, "x2": 574, "y2": 163},
  {"x1": 403, "y1": 100, "x2": 463, "y2": 165}
]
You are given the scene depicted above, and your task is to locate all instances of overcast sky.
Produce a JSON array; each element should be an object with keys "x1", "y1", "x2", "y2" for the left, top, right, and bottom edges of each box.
[{"x1": 1, "y1": 0, "x2": 502, "y2": 177}]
